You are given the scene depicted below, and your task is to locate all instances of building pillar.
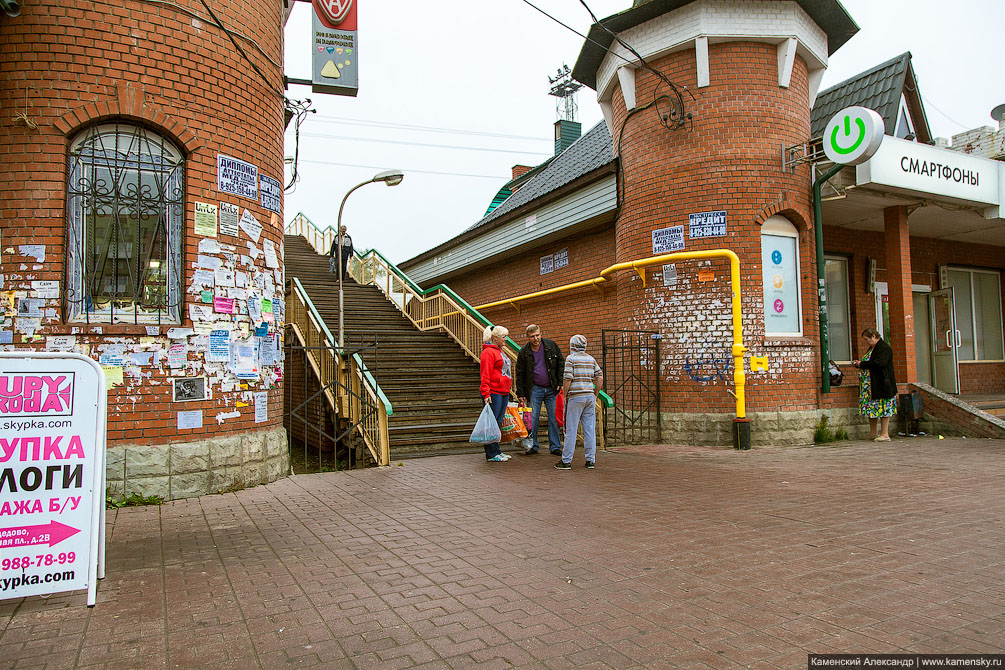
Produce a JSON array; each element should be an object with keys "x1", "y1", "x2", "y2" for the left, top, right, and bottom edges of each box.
[{"x1": 883, "y1": 205, "x2": 917, "y2": 385}]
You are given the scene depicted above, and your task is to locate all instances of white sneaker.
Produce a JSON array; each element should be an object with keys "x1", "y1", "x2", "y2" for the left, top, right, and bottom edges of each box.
[{"x1": 500, "y1": 453, "x2": 512, "y2": 461}]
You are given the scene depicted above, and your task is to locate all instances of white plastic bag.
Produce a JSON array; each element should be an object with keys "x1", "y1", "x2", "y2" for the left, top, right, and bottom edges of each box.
[{"x1": 469, "y1": 404, "x2": 502, "y2": 444}]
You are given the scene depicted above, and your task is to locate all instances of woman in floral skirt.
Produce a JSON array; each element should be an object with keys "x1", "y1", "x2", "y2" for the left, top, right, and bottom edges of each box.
[{"x1": 853, "y1": 328, "x2": 898, "y2": 441}]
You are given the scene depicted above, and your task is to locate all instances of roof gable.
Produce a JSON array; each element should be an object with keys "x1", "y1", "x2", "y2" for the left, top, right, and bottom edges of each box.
[{"x1": 811, "y1": 52, "x2": 932, "y2": 143}]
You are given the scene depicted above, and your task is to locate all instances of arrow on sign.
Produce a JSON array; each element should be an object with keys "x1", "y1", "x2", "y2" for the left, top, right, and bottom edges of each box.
[{"x1": 0, "y1": 521, "x2": 81, "y2": 549}]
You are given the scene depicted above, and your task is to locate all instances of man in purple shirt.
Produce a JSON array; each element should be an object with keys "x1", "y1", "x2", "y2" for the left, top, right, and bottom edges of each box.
[{"x1": 515, "y1": 324, "x2": 565, "y2": 455}]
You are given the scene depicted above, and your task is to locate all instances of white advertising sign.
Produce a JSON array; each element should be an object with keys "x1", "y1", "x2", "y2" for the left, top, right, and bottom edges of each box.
[
  {"x1": 652, "y1": 225, "x2": 685, "y2": 254},
  {"x1": 761, "y1": 235, "x2": 801, "y2": 335},
  {"x1": 0, "y1": 353, "x2": 106, "y2": 606},
  {"x1": 217, "y1": 154, "x2": 259, "y2": 201},
  {"x1": 823, "y1": 106, "x2": 885, "y2": 166},
  {"x1": 856, "y1": 135, "x2": 1001, "y2": 207}
]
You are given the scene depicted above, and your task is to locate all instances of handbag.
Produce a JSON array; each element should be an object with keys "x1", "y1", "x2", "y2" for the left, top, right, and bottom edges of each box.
[{"x1": 828, "y1": 360, "x2": 843, "y2": 387}]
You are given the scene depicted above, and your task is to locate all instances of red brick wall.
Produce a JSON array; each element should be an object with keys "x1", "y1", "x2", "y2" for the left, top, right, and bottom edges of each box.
[{"x1": 0, "y1": 1, "x2": 286, "y2": 446}]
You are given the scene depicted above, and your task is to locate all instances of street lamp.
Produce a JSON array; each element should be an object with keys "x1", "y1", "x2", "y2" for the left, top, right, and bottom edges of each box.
[{"x1": 335, "y1": 169, "x2": 404, "y2": 349}]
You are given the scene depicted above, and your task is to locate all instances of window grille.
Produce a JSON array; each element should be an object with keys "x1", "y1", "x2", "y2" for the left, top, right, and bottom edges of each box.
[{"x1": 66, "y1": 123, "x2": 184, "y2": 323}]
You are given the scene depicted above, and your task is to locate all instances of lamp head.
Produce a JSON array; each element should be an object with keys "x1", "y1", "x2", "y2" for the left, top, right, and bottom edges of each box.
[{"x1": 373, "y1": 169, "x2": 404, "y2": 186}]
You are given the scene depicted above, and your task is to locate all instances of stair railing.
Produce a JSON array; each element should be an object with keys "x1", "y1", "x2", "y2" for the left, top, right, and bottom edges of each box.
[
  {"x1": 349, "y1": 248, "x2": 610, "y2": 448},
  {"x1": 286, "y1": 277, "x2": 391, "y2": 466}
]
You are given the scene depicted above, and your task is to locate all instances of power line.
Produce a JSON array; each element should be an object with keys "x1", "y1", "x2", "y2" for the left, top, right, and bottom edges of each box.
[
  {"x1": 298, "y1": 132, "x2": 552, "y2": 156},
  {"x1": 306, "y1": 114, "x2": 551, "y2": 142},
  {"x1": 297, "y1": 159, "x2": 506, "y2": 180},
  {"x1": 920, "y1": 94, "x2": 970, "y2": 132}
]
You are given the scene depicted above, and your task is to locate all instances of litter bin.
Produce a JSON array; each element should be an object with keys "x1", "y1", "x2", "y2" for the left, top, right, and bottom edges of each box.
[{"x1": 898, "y1": 391, "x2": 923, "y2": 436}]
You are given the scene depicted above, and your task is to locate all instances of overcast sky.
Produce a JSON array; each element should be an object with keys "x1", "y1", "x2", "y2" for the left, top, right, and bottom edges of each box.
[{"x1": 282, "y1": 0, "x2": 1003, "y2": 264}]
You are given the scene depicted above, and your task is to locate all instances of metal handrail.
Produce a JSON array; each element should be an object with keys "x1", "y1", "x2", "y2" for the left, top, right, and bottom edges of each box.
[
  {"x1": 286, "y1": 277, "x2": 391, "y2": 465},
  {"x1": 286, "y1": 216, "x2": 612, "y2": 448}
]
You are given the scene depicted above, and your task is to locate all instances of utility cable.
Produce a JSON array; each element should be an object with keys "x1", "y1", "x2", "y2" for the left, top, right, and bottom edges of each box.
[
  {"x1": 576, "y1": 0, "x2": 689, "y2": 130},
  {"x1": 297, "y1": 132, "x2": 551, "y2": 156},
  {"x1": 137, "y1": 0, "x2": 281, "y2": 70},
  {"x1": 197, "y1": 0, "x2": 285, "y2": 99},
  {"x1": 308, "y1": 114, "x2": 550, "y2": 142},
  {"x1": 297, "y1": 158, "x2": 505, "y2": 180}
]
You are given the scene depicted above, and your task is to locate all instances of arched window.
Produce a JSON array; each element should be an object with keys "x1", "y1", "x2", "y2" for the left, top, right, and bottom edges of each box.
[
  {"x1": 761, "y1": 215, "x2": 802, "y2": 336},
  {"x1": 67, "y1": 123, "x2": 184, "y2": 323}
]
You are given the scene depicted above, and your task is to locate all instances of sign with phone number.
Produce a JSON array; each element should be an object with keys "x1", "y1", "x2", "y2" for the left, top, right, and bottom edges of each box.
[{"x1": 0, "y1": 353, "x2": 107, "y2": 607}]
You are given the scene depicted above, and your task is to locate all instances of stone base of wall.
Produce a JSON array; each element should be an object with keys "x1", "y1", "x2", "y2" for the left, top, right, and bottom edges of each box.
[
  {"x1": 653, "y1": 409, "x2": 938, "y2": 446},
  {"x1": 105, "y1": 425, "x2": 289, "y2": 501},
  {"x1": 909, "y1": 383, "x2": 1005, "y2": 439}
]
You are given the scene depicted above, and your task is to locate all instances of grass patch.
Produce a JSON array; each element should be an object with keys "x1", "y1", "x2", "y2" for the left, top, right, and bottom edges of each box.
[
  {"x1": 106, "y1": 492, "x2": 164, "y2": 508},
  {"x1": 813, "y1": 415, "x2": 848, "y2": 444}
]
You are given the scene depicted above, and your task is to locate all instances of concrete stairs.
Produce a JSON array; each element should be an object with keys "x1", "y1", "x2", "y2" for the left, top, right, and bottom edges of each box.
[{"x1": 285, "y1": 236, "x2": 488, "y2": 456}]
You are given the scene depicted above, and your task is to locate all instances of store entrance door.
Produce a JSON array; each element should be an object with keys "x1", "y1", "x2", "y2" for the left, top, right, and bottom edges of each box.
[{"x1": 929, "y1": 288, "x2": 960, "y2": 394}]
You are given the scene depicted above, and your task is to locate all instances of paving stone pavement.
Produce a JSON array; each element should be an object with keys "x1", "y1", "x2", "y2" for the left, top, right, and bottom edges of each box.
[{"x1": 1, "y1": 437, "x2": 1003, "y2": 669}]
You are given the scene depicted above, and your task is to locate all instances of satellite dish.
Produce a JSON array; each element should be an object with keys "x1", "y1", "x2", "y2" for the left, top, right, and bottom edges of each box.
[{"x1": 992, "y1": 104, "x2": 1005, "y2": 123}]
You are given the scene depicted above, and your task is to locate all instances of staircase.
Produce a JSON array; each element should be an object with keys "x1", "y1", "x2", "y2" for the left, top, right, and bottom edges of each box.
[{"x1": 285, "y1": 235, "x2": 488, "y2": 456}]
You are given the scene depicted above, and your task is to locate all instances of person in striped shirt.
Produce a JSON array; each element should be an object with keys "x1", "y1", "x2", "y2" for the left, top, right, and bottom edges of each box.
[{"x1": 556, "y1": 334, "x2": 604, "y2": 470}]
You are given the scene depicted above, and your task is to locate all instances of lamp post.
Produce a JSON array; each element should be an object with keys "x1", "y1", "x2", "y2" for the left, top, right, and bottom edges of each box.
[{"x1": 336, "y1": 169, "x2": 404, "y2": 350}]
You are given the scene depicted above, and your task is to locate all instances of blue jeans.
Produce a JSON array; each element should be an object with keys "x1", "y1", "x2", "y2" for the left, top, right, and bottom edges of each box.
[
  {"x1": 483, "y1": 393, "x2": 509, "y2": 459},
  {"x1": 528, "y1": 385, "x2": 560, "y2": 453},
  {"x1": 561, "y1": 395, "x2": 596, "y2": 464}
]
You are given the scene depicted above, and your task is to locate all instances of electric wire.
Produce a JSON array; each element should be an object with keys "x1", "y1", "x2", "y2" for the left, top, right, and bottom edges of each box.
[
  {"x1": 297, "y1": 158, "x2": 505, "y2": 180},
  {"x1": 136, "y1": 0, "x2": 282, "y2": 70},
  {"x1": 520, "y1": 0, "x2": 638, "y2": 70},
  {"x1": 307, "y1": 114, "x2": 550, "y2": 142},
  {"x1": 197, "y1": 0, "x2": 285, "y2": 98},
  {"x1": 285, "y1": 98, "x2": 315, "y2": 191},
  {"x1": 298, "y1": 132, "x2": 551, "y2": 156},
  {"x1": 920, "y1": 94, "x2": 970, "y2": 132}
]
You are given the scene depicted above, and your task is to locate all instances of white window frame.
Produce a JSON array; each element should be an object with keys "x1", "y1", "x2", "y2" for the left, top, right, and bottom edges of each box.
[
  {"x1": 761, "y1": 215, "x2": 803, "y2": 337},
  {"x1": 895, "y1": 94, "x2": 916, "y2": 140},
  {"x1": 947, "y1": 266, "x2": 1004, "y2": 362}
]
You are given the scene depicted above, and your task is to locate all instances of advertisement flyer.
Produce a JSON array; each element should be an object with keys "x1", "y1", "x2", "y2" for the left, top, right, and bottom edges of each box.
[{"x1": 0, "y1": 353, "x2": 105, "y2": 604}]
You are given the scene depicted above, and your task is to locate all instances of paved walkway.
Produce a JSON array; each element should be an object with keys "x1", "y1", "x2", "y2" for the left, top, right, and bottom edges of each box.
[{"x1": 1, "y1": 437, "x2": 1003, "y2": 669}]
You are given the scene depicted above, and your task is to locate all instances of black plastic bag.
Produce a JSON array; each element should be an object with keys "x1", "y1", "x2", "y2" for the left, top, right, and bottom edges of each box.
[{"x1": 828, "y1": 360, "x2": 843, "y2": 387}]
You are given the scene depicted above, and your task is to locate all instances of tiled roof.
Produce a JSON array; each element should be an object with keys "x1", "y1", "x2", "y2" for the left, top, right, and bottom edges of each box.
[
  {"x1": 463, "y1": 121, "x2": 615, "y2": 233},
  {"x1": 810, "y1": 52, "x2": 911, "y2": 137}
]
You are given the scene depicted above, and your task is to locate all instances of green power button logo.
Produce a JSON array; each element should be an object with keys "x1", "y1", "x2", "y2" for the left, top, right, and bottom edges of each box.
[
  {"x1": 830, "y1": 115, "x2": 866, "y2": 155},
  {"x1": 823, "y1": 106, "x2": 884, "y2": 166}
]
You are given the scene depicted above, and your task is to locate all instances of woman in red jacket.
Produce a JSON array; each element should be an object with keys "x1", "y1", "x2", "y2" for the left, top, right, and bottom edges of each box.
[{"x1": 480, "y1": 325, "x2": 513, "y2": 462}]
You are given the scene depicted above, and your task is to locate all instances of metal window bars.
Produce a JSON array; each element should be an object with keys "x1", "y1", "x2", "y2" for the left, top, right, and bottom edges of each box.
[{"x1": 66, "y1": 123, "x2": 184, "y2": 324}]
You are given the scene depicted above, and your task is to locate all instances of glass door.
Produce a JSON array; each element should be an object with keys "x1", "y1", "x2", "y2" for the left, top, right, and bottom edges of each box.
[{"x1": 929, "y1": 288, "x2": 960, "y2": 394}]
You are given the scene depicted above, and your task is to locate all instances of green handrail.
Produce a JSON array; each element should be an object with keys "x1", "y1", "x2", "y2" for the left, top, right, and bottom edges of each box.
[
  {"x1": 291, "y1": 277, "x2": 393, "y2": 416},
  {"x1": 351, "y1": 248, "x2": 614, "y2": 409}
]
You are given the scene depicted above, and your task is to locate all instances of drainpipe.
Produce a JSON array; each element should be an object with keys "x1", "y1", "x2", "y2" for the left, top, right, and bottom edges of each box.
[{"x1": 813, "y1": 163, "x2": 843, "y2": 394}]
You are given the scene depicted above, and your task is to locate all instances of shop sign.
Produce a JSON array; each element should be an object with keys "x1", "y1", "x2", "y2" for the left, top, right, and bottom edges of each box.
[
  {"x1": 652, "y1": 225, "x2": 684, "y2": 254},
  {"x1": 761, "y1": 235, "x2": 800, "y2": 335},
  {"x1": 0, "y1": 352, "x2": 107, "y2": 607},
  {"x1": 217, "y1": 154, "x2": 258, "y2": 200},
  {"x1": 823, "y1": 106, "x2": 884, "y2": 166},
  {"x1": 857, "y1": 135, "x2": 1001, "y2": 208},
  {"x1": 312, "y1": 0, "x2": 358, "y2": 97},
  {"x1": 688, "y1": 211, "x2": 727, "y2": 238}
]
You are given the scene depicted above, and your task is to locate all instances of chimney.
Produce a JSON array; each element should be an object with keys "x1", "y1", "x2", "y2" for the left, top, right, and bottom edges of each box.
[
  {"x1": 511, "y1": 165, "x2": 533, "y2": 180},
  {"x1": 554, "y1": 119, "x2": 581, "y2": 155}
]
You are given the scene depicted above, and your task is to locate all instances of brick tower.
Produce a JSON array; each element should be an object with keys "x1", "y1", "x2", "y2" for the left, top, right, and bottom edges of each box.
[{"x1": 573, "y1": 1, "x2": 858, "y2": 435}]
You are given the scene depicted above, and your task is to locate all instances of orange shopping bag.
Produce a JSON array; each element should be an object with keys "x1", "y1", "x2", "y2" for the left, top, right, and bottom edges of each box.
[{"x1": 499, "y1": 403, "x2": 529, "y2": 442}]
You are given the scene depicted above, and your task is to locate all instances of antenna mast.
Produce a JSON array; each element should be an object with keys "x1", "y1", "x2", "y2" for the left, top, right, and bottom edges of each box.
[{"x1": 548, "y1": 64, "x2": 583, "y2": 122}]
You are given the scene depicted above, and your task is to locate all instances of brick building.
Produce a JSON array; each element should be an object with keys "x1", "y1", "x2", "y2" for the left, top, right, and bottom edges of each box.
[
  {"x1": 400, "y1": 0, "x2": 1005, "y2": 445},
  {"x1": 1, "y1": 1, "x2": 290, "y2": 498}
]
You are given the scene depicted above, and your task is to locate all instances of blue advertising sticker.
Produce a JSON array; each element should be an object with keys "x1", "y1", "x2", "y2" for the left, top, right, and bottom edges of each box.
[{"x1": 260, "y1": 174, "x2": 281, "y2": 215}]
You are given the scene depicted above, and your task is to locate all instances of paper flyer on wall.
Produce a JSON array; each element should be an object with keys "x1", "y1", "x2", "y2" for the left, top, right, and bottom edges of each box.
[{"x1": 194, "y1": 202, "x2": 218, "y2": 237}]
